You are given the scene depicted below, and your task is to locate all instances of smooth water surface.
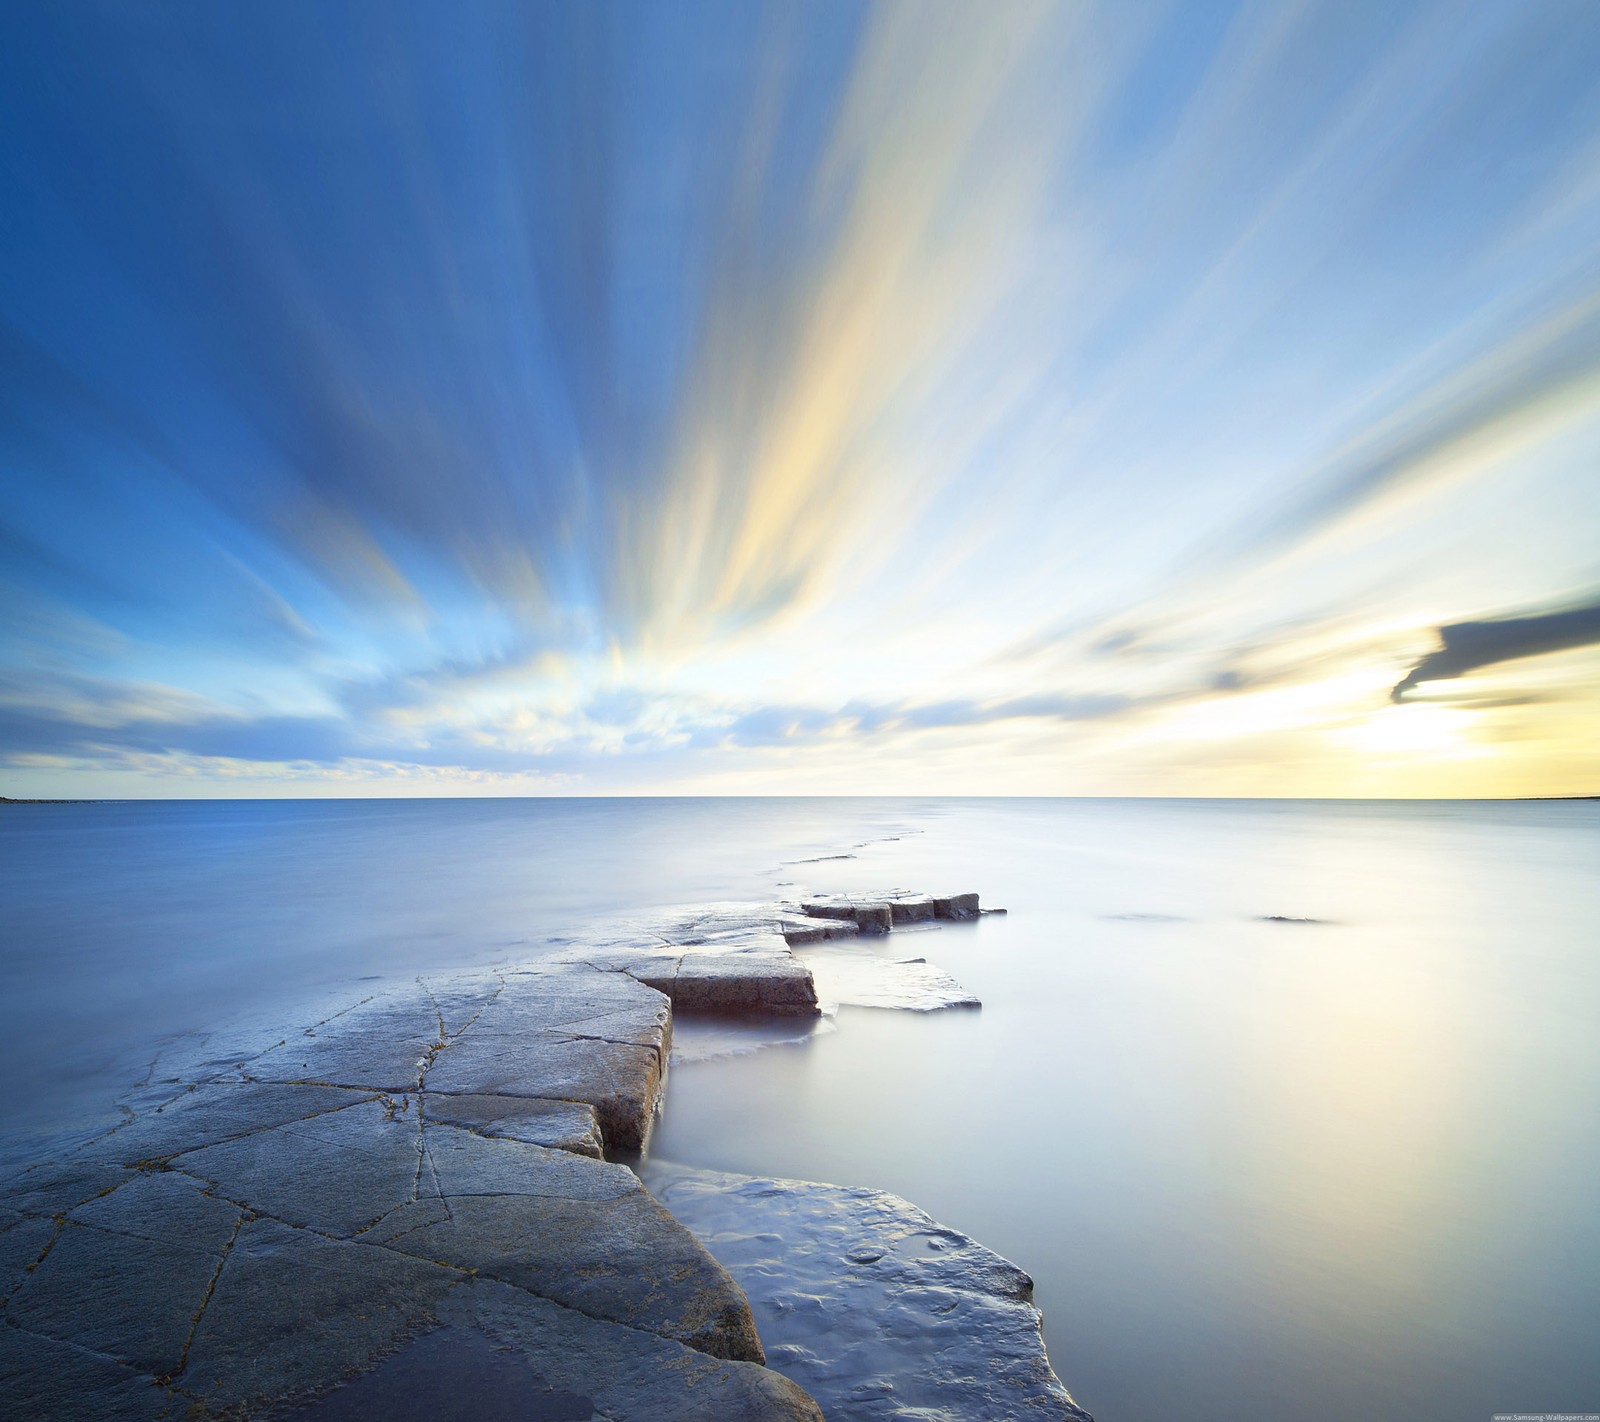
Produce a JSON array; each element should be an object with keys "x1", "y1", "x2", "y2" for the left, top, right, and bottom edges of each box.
[{"x1": 3, "y1": 796, "x2": 1597, "y2": 1421}]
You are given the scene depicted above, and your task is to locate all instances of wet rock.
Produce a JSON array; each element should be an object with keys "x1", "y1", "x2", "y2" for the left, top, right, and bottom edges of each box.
[
  {"x1": 74, "y1": 1083, "x2": 379, "y2": 1168},
  {"x1": 933, "y1": 891, "x2": 982, "y2": 919},
  {"x1": 181, "y1": 1217, "x2": 460, "y2": 1411},
  {"x1": 0, "y1": 887, "x2": 1020, "y2": 1419},
  {"x1": 798, "y1": 946, "x2": 981, "y2": 1013},
  {"x1": 0, "y1": 1157, "x2": 136, "y2": 1216},
  {"x1": 8, "y1": 1172, "x2": 242, "y2": 1377},
  {"x1": 671, "y1": 951, "x2": 820, "y2": 1017},
  {"x1": 439, "y1": 1279, "x2": 823, "y2": 1421},
  {"x1": 428, "y1": 1035, "x2": 663, "y2": 1153},
  {"x1": 778, "y1": 916, "x2": 860, "y2": 946},
  {"x1": 0, "y1": 1212, "x2": 60, "y2": 1301},
  {"x1": 420, "y1": 1093, "x2": 603, "y2": 1158},
  {"x1": 798, "y1": 898, "x2": 893, "y2": 934},
  {"x1": 642, "y1": 1162, "x2": 1093, "y2": 1421},
  {"x1": 0, "y1": 956, "x2": 799, "y2": 1416},
  {"x1": 246, "y1": 993, "x2": 447, "y2": 1093},
  {"x1": 423, "y1": 969, "x2": 671, "y2": 1151},
  {"x1": 882, "y1": 893, "x2": 937, "y2": 924},
  {"x1": 375, "y1": 1154, "x2": 765, "y2": 1361},
  {"x1": 172, "y1": 1099, "x2": 422, "y2": 1236},
  {"x1": 0, "y1": 1323, "x2": 182, "y2": 1420}
]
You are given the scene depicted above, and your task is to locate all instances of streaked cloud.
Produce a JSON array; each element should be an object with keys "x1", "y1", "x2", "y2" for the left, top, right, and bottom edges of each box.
[{"x1": 2, "y1": 1, "x2": 1599, "y2": 796}]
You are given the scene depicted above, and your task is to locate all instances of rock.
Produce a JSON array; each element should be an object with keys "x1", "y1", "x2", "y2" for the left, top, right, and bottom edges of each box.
[
  {"x1": 422, "y1": 970, "x2": 671, "y2": 1151},
  {"x1": 0, "y1": 1212, "x2": 60, "y2": 1301},
  {"x1": 798, "y1": 899, "x2": 893, "y2": 934},
  {"x1": 797, "y1": 946, "x2": 981, "y2": 1013},
  {"x1": 420, "y1": 1093, "x2": 603, "y2": 1158},
  {"x1": 641, "y1": 1162, "x2": 1093, "y2": 1421},
  {"x1": 933, "y1": 892, "x2": 981, "y2": 919},
  {"x1": 670, "y1": 951, "x2": 820, "y2": 1016},
  {"x1": 778, "y1": 917, "x2": 860, "y2": 946},
  {"x1": 7, "y1": 1172, "x2": 243, "y2": 1378},
  {"x1": 172, "y1": 1099, "x2": 424, "y2": 1236},
  {"x1": 0, "y1": 1157, "x2": 137, "y2": 1216},
  {"x1": 288, "y1": 1307, "x2": 824, "y2": 1422},
  {"x1": 181, "y1": 1216, "x2": 460, "y2": 1411},
  {"x1": 73, "y1": 1082, "x2": 380, "y2": 1168},
  {"x1": 797, "y1": 900, "x2": 857, "y2": 922},
  {"x1": 548, "y1": 905, "x2": 826, "y2": 1020},
  {"x1": 883, "y1": 893, "x2": 937, "y2": 924},
  {"x1": 0, "y1": 885, "x2": 1036, "y2": 1420},
  {"x1": 623, "y1": 946, "x2": 820, "y2": 1018},
  {"x1": 0, "y1": 955, "x2": 806, "y2": 1416},
  {"x1": 373, "y1": 1156, "x2": 766, "y2": 1360},
  {"x1": 245, "y1": 993, "x2": 449, "y2": 1093},
  {"x1": 427, "y1": 1034, "x2": 663, "y2": 1153},
  {"x1": 0, "y1": 1322, "x2": 182, "y2": 1421}
]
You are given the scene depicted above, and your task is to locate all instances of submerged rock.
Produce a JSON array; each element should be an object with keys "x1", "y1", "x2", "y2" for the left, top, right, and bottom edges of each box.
[
  {"x1": 642, "y1": 1161, "x2": 1093, "y2": 1421},
  {"x1": 799, "y1": 946, "x2": 982, "y2": 1013}
]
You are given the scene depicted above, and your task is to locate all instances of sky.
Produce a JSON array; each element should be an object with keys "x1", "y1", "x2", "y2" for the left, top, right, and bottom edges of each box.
[{"x1": 2, "y1": 0, "x2": 1599, "y2": 799}]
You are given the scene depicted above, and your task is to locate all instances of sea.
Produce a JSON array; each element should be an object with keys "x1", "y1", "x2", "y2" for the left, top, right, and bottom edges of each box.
[{"x1": 2, "y1": 796, "x2": 1596, "y2": 1421}]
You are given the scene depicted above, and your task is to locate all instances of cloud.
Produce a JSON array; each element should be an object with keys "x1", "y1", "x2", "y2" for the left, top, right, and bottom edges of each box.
[
  {"x1": 1392, "y1": 594, "x2": 1600, "y2": 701},
  {"x1": 702, "y1": 689, "x2": 1146, "y2": 749}
]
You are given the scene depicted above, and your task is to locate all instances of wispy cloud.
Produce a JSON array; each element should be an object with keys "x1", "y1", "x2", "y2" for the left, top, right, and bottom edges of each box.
[{"x1": 3, "y1": 2, "x2": 1600, "y2": 795}]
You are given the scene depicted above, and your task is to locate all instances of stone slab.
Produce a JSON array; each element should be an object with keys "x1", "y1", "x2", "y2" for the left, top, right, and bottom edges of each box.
[
  {"x1": 74, "y1": 1083, "x2": 378, "y2": 1169},
  {"x1": 420, "y1": 1094, "x2": 603, "y2": 1158},
  {"x1": 642, "y1": 1161, "x2": 1093, "y2": 1421},
  {"x1": 377, "y1": 1173, "x2": 764, "y2": 1361},
  {"x1": 671, "y1": 951, "x2": 820, "y2": 1016},
  {"x1": 798, "y1": 946, "x2": 982, "y2": 1012},
  {"x1": 7, "y1": 1209, "x2": 236, "y2": 1377},
  {"x1": 427, "y1": 1036, "x2": 663, "y2": 1153},
  {"x1": 180, "y1": 1217, "x2": 461, "y2": 1411},
  {"x1": 172, "y1": 1100, "x2": 422, "y2": 1237},
  {"x1": 438, "y1": 1279, "x2": 824, "y2": 1421},
  {"x1": 0, "y1": 1322, "x2": 182, "y2": 1421},
  {"x1": 778, "y1": 916, "x2": 860, "y2": 946}
]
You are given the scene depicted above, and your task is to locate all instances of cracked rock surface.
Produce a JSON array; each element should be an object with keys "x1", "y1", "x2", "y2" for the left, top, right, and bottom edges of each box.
[
  {"x1": 0, "y1": 965, "x2": 817, "y2": 1419},
  {"x1": 0, "y1": 886, "x2": 1049, "y2": 1421}
]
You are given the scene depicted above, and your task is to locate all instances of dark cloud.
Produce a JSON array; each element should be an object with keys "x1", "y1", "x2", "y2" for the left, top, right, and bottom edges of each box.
[{"x1": 1392, "y1": 594, "x2": 1600, "y2": 702}]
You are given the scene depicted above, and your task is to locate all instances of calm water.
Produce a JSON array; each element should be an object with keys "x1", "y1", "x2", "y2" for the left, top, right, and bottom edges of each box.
[{"x1": 3, "y1": 796, "x2": 1598, "y2": 1421}]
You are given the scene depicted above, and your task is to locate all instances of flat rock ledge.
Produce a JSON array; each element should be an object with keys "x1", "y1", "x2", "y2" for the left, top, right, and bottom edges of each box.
[
  {"x1": 793, "y1": 891, "x2": 982, "y2": 936},
  {"x1": 0, "y1": 888, "x2": 1085, "y2": 1420},
  {"x1": 548, "y1": 889, "x2": 988, "y2": 1017},
  {"x1": 643, "y1": 1161, "x2": 1095, "y2": 1422}
]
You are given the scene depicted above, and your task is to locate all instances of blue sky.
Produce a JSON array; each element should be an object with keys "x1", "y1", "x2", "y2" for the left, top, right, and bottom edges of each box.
[{"x1": 3, "y1": 0, "x2": 1599, "y2": 797}]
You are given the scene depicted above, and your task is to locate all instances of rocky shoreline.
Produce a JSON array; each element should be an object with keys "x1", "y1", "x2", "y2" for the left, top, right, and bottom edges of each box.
[{"x1": 0, "y1": 889, "x2": 1092, "y2": 1420}]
